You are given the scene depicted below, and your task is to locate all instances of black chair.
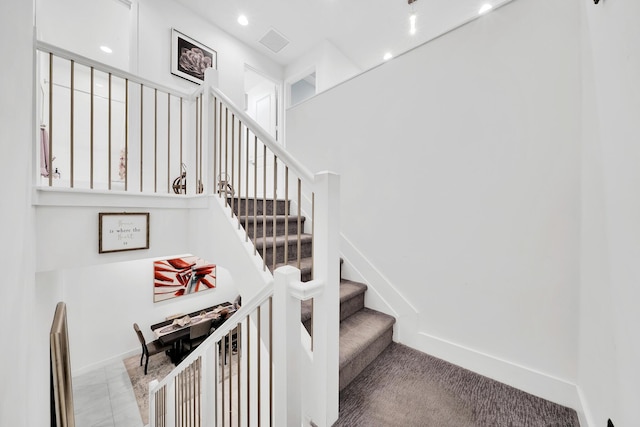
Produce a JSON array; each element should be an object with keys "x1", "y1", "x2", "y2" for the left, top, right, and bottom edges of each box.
[
  {"x1": 133, "y1": 323, "x2": 172, "y2": 375},
  {"x1": 183, "y1": 318, "x2": 213, "y2": 352}
]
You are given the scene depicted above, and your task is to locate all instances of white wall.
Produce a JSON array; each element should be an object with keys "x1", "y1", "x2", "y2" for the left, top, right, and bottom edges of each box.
[
  {"x1": 36, "y1": 201, "x2": 189, "y2": 272},
  {"x1": 33, "y1": 194, "x2": 272, "y2": 374},
  {"x1": 287, "y1": 0, "x2": 581, "y2": 410},
  {"x1": 36, "y1": 0, "x2": 132, "y2": 70},
  {"x1": 579, "y1": 0, "x2": 640, "y2": 426},
  {"x1": 57, "y1": 259, "x2": 238, "y2": 373},
  {"x1": 285, "y1": 40, "x2": 360, "y2": 102},
  {"x1": 0, "y1": 1, "x2": 38, "y2": 426},
  {"x1": 137, "y1": 0, "x2": 283, "y2": 107},
  {"x1": 35, "y1": 0, "x2": 284, "y2": 108}
]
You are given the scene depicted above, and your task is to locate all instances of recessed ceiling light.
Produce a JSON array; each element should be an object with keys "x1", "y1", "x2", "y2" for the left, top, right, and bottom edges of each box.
[
  {"x1": 238, "y1": 15, "x2": 249, "y2": 26},
  {"x1": 478, "y1": 4, "x2": 493, "y2": 14},
  {"x1": 409, "y1": 13, "x2": 417, "y2": 35},
  {"x1": 100, "y1": 45, "x2": 113, "y2": 54},
  {"x1": 383, "y1": 52, "x2": 393, "y2": 61}
]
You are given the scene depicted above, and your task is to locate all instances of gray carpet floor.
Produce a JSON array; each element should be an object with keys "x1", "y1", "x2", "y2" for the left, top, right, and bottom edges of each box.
[{"x1": 335, "y1": 343, "x2": 579, "y2": 427}]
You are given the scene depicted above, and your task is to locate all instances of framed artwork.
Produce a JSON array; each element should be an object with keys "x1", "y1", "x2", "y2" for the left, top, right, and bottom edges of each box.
[
  {"x1": 154, "y1": 256, "x2": 216, "y2": 302},
  {"x1": 98, "y1": 212, "x2": 149, "y2": 253},
  {"x1": 171, "y1": 29, "x2": 217, "y2": 84}
]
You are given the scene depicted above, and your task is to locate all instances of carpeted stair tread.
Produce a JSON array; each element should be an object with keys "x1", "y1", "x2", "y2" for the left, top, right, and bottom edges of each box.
[
  {"x1": 256, "y1": 233, "x2": 313, "y2": 265},
  {"x1": 339, "y1": 308, "x2": 395, "y2": 369},
  {"x1": 241, "y1": 215, "x2": 305, "y2": 224},
  {"x1": 274, "y1": 257, "x2": 344, "y2": 282},
  {"x1": 273, "y1": 257, "x2": 313, "y2": 276},
  {"x1": 254, "y1": 233, "x2": 313, "y2": 248},
  {"x1": 338, "y1": 279, "x2": 367, "y2": 321},
  {"x1": 242, "y1": 215, "x2": 306, "y2": 237},
  {"x1": 301, "y1": 279, "x2": 368, "y2": 324},
  {"x1": 228, "y1": 197, "x2": 289, "y2": 216},
  {"x1": 339, "y1": 279, "x2": 367, "y2": 301}
]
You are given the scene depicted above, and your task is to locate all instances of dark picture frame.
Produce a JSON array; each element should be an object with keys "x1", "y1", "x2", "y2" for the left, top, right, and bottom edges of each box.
[
  {"x1": 98, "y1": 212, "x2": 150, "y2": 253},
  {"x1": 171, "y1": 29, "x2": 217, "y2": 84}
]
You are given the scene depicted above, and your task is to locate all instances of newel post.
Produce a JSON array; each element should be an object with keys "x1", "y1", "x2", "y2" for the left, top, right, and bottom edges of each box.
[
  {"x1": 273, "y1": 266, "x2": 303, "y2": 426},
  {"x1": 148, "y1": 380, "x2": 157, "y2": 427},
  {"x1": 311, "y1": 171, "x2": 341, "y2": 426}
]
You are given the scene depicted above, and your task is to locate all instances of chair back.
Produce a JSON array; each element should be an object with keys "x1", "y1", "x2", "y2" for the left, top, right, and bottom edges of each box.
[
  {"x1": 189, "y1": 319, "x2": 212, "y2": 340},
  {"x1": 133, "y1": 323, "x2": 147, "y2": 347}
]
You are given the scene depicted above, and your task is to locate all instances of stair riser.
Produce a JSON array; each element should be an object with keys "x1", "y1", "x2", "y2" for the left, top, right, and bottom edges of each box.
[
  {"x1": 259, "y1": 240, "x2": 313, "y2": 266},
  {"x1": 341, "y1": 292, "x2": 365, "y2": 322},
  {"x1": 229, "y1": 198, "x2": 288, "y2": 216},
  {"x1": 301, "y1": 287, "x2": 365, "y2": 334},
  {"x1": 339, "y1": 327, "x2": 393, "y2": 391},
  {"x1": 243, "y1": 218, "x2": 305, "y2": 239}
]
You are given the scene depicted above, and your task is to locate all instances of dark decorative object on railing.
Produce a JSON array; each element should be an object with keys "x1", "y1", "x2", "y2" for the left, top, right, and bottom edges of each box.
[
  {"x1": 172, "y1": 163, "x2": 188, "y2": 194},
  {"x1": 216, "y1": 173, "x2": 235, "y2": 196}
]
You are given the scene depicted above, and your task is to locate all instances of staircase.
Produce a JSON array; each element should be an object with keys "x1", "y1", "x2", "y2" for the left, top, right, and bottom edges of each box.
[{"x1": 232, "y1": 197, "x2": 396, "y2": 391}]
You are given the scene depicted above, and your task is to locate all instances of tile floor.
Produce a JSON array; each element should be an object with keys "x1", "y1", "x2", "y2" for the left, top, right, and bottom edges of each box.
[{"x1": 72, "y1": 359, "x2": 144, "y2": 427}]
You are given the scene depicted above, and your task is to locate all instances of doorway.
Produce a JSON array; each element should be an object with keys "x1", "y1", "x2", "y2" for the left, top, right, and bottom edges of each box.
[
  {"x1": 244, "y1": 66, "x2": 280, "y2": 141},
  {"x1": 289, "y1": 71, "x2": 316, "y2": 107}
]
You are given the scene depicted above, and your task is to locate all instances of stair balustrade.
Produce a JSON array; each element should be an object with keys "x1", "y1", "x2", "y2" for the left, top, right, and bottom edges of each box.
[
  {"x1": 33, "y1": 42, "x2": 341, "y2": 426},
  {"x1": 207, "y1": 76, "x2": 318, "y2": 277},
  {"x1": 203, "y1": 69, "x2": 342, "y2": 426},
  {"x1": 35, "y1": 41, "x2": 204, "y2": 195}
]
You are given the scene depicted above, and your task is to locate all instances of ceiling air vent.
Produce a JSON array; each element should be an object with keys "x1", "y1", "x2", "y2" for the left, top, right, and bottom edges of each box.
[{"x1": 259, "y1": 28, "x2": 290, "y2": 54}]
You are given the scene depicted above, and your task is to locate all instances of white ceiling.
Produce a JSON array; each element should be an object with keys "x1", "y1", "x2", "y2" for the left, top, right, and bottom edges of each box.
[{"x1": 174, "y1": 0, "x2": 512, "y2": 71}]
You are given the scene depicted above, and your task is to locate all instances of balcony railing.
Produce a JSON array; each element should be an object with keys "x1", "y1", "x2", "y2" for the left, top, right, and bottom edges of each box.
[{"x1": 36, "y1": 41, "x2": 202, "y2": 195}]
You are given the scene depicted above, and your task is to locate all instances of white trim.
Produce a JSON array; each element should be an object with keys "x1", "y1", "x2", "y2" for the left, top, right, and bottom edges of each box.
[
  {"x1": 339, "y1": 233, "x2": 419, "y2": 343},
  {"x1": 340, "y1": 233, "x2": 585, "y2": 419},
  {"x1": 33, "y1": 187, "x2": 210, "y2": 209},
  {"x1": 414, "y1": 331, "x2": 582, "y2": 414},
  {"x1": 576, "y1": 386, "x2": 595, "y2": 427}
]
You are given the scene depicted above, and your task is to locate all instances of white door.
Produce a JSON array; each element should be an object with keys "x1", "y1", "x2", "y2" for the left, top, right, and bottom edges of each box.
[
  {"x1": 245, "y1": 67, "x2": 279, "y2": 141},
  {"x1": 244, "y1": 67, "x2": 281, "y2": 198}
]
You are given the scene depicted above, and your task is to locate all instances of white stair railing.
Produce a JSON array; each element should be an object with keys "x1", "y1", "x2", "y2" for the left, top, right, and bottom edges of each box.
[
  {"x1": 148, "y1": 70, "x2": 341, "y2": 426},
  {"x1": 35, "y1": 41, "x2": 204, "y2": 195},
  {"x1": 148, "y1": 262, "x2": 339, "y2": 426},
  {"x1": 31, "y1": 43, "x2": 341, "y2": 425}
]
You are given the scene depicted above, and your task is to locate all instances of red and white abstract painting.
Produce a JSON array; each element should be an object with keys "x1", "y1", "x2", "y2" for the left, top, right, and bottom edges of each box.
[{"x1": 153, "y1": 256, "x2": 216, "y2": 302}]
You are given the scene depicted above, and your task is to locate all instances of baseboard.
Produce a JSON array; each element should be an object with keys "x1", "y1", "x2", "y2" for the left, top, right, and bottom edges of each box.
[
  {"x1": 576, "y1": 386, "x2": 595, "y2": 427},
  {"x1": 413, "y1": 331, "x2": 583, "y2": 415},
  {"x1": 73, "y1": 347, "x2": 139, "y2": 377},
  {"x1": 339, "y1": 233, "x2": 419, "y2": 343},
  {"x1": 338, "y1": 233, "x2": 586, "y2": 422}
]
